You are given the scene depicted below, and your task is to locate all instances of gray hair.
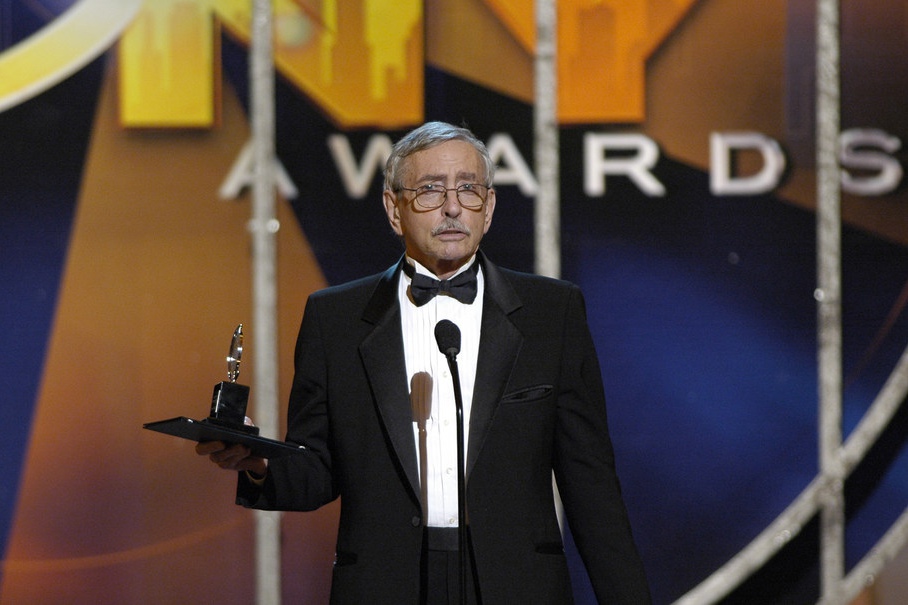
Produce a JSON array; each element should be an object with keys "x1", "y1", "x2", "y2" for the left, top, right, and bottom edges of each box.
[{"x1": 383, "y1": 121, "x2": 496, "y2": 192}]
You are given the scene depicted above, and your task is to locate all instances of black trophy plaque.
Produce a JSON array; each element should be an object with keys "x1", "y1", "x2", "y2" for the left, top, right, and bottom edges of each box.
[{"x1": 143, "y1": 324, "x2": 304, "y2": 458}]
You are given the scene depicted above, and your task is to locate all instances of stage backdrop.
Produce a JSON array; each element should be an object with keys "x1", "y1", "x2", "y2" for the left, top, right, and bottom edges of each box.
[{"x1": 2, "y1": 1, "x2": 907, "y2": 603}]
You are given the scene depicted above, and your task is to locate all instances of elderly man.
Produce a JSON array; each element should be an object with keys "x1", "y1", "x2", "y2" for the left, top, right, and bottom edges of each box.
[{"x1": 199, "y1": 121, "x2": 651, "y2": 604}]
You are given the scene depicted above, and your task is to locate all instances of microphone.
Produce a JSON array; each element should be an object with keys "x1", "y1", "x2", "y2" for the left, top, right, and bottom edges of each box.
[
  {"x1": 434, "y1": 319, "x2": 461, "y2": 360},
  {"x1": 434, "y1": 319, "x2": 468, "y2": 604}
]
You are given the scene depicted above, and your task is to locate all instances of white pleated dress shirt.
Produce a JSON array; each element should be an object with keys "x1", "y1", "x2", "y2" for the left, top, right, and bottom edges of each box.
[{"x1": 398, "y1": 255, "x2": 483, "y2": 528}]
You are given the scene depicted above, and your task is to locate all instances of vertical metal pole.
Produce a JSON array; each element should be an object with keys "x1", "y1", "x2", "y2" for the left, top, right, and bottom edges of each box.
[
  {"x1": 250, "y1": 0, "x2": 282, "y2": 603},
  {"x1": 535, "y1": 0, "x2": 565, "y2": 531},
  {"x1": 815, "y1": 0, "x2": 844, "y2": 598},
  {"x1": 534, "y1": 0, "x2": 559, "y2": 280}
]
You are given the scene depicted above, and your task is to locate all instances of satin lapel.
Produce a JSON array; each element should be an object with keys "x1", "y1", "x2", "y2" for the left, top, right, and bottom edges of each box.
[
  {"x1": 359, "y1": 260, "x2": 421, "y2": 502},
  {"x1": 467, "y1": 254, "x2": 523, "y2": 476}
]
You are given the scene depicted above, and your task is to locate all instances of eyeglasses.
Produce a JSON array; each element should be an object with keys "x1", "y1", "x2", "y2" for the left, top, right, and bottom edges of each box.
[{"x1": 397, "y1": 183, "x2": 490, "y2": 210}]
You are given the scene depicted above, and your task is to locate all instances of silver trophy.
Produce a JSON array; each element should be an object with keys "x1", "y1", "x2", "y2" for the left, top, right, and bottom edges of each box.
[
  {"x1": 144, "y1": 322, "x2": 305, "y2": 457},
  {"x1": 208, "y1": 324, "x2": 257, "y2": 434}
]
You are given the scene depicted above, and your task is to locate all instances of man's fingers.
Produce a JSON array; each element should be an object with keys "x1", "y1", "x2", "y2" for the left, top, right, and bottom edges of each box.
[
  {"x1": 195, "y1": 441, "x2": 262, "y2": 473},
  {"x1": 195, "y1": 440, "x2": 226, "y2": 456},
  {"x1": 210, "y1": 444, "x2": 253, "y2": 469}
]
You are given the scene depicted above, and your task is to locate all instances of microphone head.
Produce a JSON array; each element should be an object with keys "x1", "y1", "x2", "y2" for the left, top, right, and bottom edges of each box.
[{"x1": 434, "y1": 319, "x2": 461, "y2": 359}]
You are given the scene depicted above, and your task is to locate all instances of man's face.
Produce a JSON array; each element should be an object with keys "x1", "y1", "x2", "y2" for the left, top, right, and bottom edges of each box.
[{"x1": 383, "y1": 140, "x2": 496, "y2": 279}]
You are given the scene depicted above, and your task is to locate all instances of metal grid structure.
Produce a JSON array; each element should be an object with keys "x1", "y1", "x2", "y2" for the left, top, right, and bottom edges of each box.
[{"x1": 675, "y1": 1, "x2": 908, "y2": 603}]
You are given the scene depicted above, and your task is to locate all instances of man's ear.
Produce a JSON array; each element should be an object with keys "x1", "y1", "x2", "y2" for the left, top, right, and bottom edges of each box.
[
  {"x1": 482, "y1": 188, "x2": 496, "y2": 234},
  {"x1": 383, "y1": 190, "x2": 403, "y2": 236}
]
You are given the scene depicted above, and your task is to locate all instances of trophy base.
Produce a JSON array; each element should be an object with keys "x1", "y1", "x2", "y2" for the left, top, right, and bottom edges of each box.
[
  {"x1": 204, "y1": 416, "x2": 259, "y2": 435},
  {"x1": 143, "y1": 416, "x2": 304, "y2": 459},
  {"x1": 210, "y1": 381, "x2": 250, "y2": 427}
]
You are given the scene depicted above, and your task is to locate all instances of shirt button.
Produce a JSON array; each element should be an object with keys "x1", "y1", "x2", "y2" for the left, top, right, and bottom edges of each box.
[
  {"x1": 448, "y1": 518, "x2": 457, "y2": 526},
  {"x1": 445, "y1": 467, "x2": 454, "y2": 475}
]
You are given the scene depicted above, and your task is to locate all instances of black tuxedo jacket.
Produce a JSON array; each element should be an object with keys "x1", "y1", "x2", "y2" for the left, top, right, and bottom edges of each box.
[{"x1": 238, "y1": 252, "x2": 651, "y2": 604}]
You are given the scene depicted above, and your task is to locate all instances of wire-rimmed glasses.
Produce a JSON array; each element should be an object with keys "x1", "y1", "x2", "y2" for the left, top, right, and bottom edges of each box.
[{"x1": 396, "y1": 183, "x2": 490, "y2": 210}]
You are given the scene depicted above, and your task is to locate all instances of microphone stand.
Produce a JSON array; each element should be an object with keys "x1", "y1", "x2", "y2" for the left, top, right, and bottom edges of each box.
[
  {"x1": 436, "y1": 319, "x2": 468, "y2": 605},
  {"x1": 443, "y1": 352, "x2": 468, "y2": 605}
]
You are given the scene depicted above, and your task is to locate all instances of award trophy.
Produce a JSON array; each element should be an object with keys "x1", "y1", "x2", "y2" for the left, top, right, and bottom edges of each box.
[
  {"x1": 143, "y1": 324, "x2": 304, "y2": 458},
  {"x1": 207, "y1": 324, "x2": 255, "y2": 433}
]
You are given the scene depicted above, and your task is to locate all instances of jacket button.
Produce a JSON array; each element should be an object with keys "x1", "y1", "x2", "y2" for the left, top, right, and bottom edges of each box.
[{"x1": 411, "y1": 516, "x2": 421, "y2": 527}]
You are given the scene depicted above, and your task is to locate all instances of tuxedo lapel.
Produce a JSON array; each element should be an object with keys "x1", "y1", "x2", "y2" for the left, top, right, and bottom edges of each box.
[
  {"x1": 467, "y1": 254, "x2": 523, "y2": 476},
  {"x1": 356, "y1": 255, "x2": 524, "y2": 497},
  {"x1": 359, "y1": 260, "x2": 421, "y2": 502}
]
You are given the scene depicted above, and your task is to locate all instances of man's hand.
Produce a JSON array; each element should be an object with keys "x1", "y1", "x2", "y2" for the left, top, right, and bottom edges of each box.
[{"x1": 196, "y1": 441, "x2": 268, "y2": 478}]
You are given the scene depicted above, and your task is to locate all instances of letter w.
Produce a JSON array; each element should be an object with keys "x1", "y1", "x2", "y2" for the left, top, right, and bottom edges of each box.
[{"x1": 328, "y1": 134, "x2": 394, "y2": 199}]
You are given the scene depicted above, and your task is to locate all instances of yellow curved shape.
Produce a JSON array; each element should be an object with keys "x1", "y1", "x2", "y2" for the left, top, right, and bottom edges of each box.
[{"x1": 0, "y1": 0, "x2": 142, "y2": 113}]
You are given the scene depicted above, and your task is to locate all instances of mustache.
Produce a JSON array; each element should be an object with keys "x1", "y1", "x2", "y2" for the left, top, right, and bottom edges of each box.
[{"x1": 432, "y1": 218, "x2": 472, "y2": 237}]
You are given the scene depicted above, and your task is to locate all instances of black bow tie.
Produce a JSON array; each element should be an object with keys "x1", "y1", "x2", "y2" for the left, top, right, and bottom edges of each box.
[{"x1": 404, "y1": 261, "x2": 478, "y2": 306}]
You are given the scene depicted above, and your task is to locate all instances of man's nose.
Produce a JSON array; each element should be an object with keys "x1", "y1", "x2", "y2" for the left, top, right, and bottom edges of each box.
[{"x1": 441, "y1": 188, "x2": 462, "y2": 215}]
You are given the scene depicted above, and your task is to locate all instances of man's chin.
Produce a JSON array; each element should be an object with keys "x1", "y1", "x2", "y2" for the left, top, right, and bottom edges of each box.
[{"x1": 421, "y1": 250, "x2": 476, "y2": 276}]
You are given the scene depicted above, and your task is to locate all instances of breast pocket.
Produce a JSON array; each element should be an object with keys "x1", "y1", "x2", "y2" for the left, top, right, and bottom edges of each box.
[{"x1": 500, "y1": 385, "x2": 554, "y2": 404}]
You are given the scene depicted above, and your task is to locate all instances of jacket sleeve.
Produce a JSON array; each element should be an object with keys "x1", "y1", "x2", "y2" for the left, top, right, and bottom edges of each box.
[{"x1": 236, "y1": 294, "x2": 338, "y2": 511}]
